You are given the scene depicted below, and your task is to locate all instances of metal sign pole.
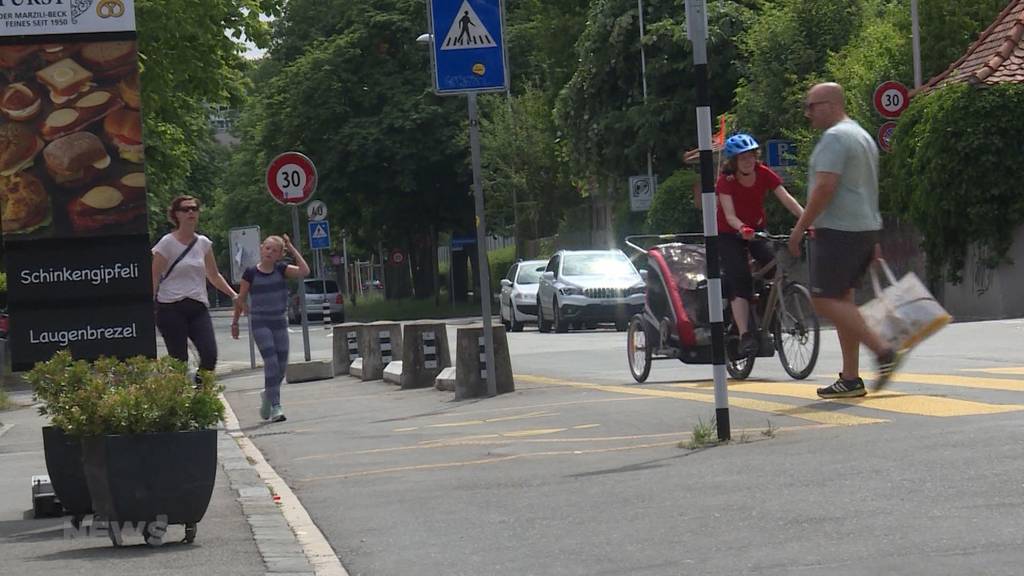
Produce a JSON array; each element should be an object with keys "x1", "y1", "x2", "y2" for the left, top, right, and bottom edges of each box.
[
  {"x1": 342, "y1": 231, "x2": 350, "y2": 304},
  {"x1": 686, "y1": 0, "x2": 729, "y2": 441},
  {"x1": 293, "y1": 206, "x2": 311, "y2": 361},
  {"x1": 468, "y1": 93, "x2": 497, "y2": 396}
]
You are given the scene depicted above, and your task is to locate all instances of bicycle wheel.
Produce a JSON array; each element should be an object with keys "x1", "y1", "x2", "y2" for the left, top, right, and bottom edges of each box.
[
  {"x1": 626, "y1": 315, "x2": 653, "y2": 383},
  {"x1": 774, "y1": 282, "x2": 820, "y2": 379}
]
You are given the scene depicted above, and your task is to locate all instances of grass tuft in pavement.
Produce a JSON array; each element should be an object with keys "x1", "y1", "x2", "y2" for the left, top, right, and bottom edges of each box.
[{"x1": 682, "y1": 416, "x2": 720, "y2": 449}]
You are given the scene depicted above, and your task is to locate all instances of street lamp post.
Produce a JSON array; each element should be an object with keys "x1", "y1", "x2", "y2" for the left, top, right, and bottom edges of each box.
[{"x1": 637, "y1": 0, "x2": 655, "y2": 198}]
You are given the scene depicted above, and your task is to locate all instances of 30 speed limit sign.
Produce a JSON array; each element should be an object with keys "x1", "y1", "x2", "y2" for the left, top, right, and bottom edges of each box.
[
  {"x1": 873, "y1": 81, "x2": 910, "y2": 119},
  {"x1": 266, "y1": 152, "x2": 318, "y2": 205}
]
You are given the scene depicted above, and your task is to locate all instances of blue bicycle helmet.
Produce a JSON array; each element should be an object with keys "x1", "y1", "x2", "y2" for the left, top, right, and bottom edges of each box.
[{"x1": 724, "y1": 133, "x2": 759, "y2": 159}]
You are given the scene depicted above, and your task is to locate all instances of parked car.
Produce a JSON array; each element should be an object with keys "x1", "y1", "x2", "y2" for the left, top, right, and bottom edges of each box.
[
  {"x1": 536, "y1": 250, "x2": 645, "y2": 333},
  {"x1": 289, "y1": 278, "x2": 344, "y2": 324},
  {"x1": 499, "y1": 259, "x2": 547, "y2": 332},
  {"x1": 0, "y1": 309, "x2": 7, "y2": 339}
]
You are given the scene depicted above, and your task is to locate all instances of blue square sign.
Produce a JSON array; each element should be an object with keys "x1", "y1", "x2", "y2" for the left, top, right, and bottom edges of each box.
[
  {"x1": 308, "y1": 221, "x2": 330, "y2": 250},
  {"x1": 428, "y1": 0, "x2": 508, "y2": 94}
]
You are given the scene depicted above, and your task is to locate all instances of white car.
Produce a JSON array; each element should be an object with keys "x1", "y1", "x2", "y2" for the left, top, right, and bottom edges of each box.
[
  {"x1": 536, "y1": 250, "x2": 646, "y2": 333},
  {"x1": 499, "y1": 259, "x2": 547, "y2": 332}
]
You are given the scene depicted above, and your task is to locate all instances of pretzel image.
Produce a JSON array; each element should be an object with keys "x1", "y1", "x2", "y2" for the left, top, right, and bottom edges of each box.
[{"x1": 96, "y1": 0, "x2": 125, "y2": 19}]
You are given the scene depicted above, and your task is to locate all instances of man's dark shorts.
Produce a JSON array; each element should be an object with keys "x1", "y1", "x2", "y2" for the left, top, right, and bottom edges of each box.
[{"x1": 809, "y1": 228, "x2": 879, "y2": 298}]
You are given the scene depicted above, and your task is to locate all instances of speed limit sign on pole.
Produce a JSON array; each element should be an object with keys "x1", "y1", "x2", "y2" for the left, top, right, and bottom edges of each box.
[
  {"x1": 306, "y1": 200, "x2": 327, "y2": 221},
  {"x1": 266, "y1": 152, "x2": 318, "y2": 205},
  {"x1": 266, "y1": 151, "x2": 319, "y2": 362},
  {"x1": 873, "y1": 81, "x2": 910, "y2": 119}
]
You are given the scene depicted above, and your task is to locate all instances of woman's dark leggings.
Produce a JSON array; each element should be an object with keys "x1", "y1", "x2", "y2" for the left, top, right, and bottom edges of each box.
[
  {"x1": 719, "y1": 233, "x2": 774, "y2": 300},
  {"x1": 156, "y1": 298, "x2": 218, "y2": 372}
]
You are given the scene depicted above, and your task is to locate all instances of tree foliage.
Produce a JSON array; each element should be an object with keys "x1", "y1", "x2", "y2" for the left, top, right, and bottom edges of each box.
[
  {"x1": 138, "y1": 0, "x2": 283, "y2": 229},
  {"x1": 884, "y1": 83, "x2": 1024, "y2": 284},
  {"x1": 556, "y1": 0, "x2": 750, "y2": 180}
]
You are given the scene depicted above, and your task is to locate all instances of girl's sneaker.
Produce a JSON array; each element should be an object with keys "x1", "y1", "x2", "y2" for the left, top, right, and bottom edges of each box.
[
  {"x1": 269, "y1": 405, "x2": 287, "y2": 423},
  {"x1": 259, "y1": 391, "x2": 271, "y2": 420},
  {"x1": 817, "y1": 375, "x2": 866, "y2": 399}
]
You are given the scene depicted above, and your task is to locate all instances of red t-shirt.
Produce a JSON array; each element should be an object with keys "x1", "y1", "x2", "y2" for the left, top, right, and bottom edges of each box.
[{"x1": 715, "y1": 163, "x2": 783, "y2": 233}]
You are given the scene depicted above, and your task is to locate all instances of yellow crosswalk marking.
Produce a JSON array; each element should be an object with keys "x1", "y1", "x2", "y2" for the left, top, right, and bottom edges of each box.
[
  {"x1": 861, "y1": 371, "x2": 1024, "y2": 393},
  {"x1": 962, "y1": 367, "x2": 1024, "y2": 376},
  {"x1": 672, "y1": 381, "x2": 1024, "y2": 417},
  {"x1": 515, "y1": 374, "x2": 885, "y2": 426}
]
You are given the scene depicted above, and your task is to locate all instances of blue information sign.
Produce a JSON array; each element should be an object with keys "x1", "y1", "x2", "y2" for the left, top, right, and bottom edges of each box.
[
  {"x1": 765, "y1": 139, "x2": 797, "y2": 168},
  {"x1": 428, "y1": 0, "x2": 508, "y2": 94},
  {"x1": 308, "y1": 221, "x2": 331, "y2": 250}
]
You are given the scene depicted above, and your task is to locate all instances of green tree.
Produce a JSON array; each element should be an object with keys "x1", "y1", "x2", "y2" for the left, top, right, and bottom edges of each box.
[
  {"x1": 138, "y1": 0, "x2": 283, "y2": 231},
  {"x1": 228, "y1": 0, "x2": 473, "y2": 298},
  {"x1": 555, "y1": 0, "x2": 750, "y2": 200}
]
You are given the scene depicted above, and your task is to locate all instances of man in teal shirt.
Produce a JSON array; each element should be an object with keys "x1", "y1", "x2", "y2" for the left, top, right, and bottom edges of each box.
[{"x1": 787, "y1": 82, "x2": 903, "y2": 398}]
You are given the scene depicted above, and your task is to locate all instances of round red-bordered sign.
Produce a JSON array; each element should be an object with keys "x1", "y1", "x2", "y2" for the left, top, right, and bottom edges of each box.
[
  {"x1": 877, "y1": 121, "x2": 897, "y2": 153},
  {"x1": 266, "y1": 152, "x2": 318, "y2": 205},
  {"x1": 390, "y1": 250, "x2": 406, "y2": 265},
  {"x1": 873, "y1": 81, "x2": 910, "y2": 119}
]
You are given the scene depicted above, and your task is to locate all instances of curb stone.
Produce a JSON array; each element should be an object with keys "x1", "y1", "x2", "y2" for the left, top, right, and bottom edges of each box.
[{"x1": 217, "y1": 425, "x2": 316, "y2": 576}]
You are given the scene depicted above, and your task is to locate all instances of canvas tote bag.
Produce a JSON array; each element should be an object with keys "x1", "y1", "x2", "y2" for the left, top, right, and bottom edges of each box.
[{"x1": 859, "y1": 259, "x2": 952, "y2": 351}]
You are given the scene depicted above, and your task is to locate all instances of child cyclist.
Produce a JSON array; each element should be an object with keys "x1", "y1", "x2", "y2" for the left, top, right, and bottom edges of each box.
[
  {"x1": 232, "y1": 234, "x2": 310, "y2": 422},
  {"x1": 717, "y1": 133, "x2": 805, "y2": 356}
]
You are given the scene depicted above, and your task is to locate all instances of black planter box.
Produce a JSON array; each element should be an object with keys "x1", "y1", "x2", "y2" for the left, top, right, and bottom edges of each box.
[
  {"x1": 41, "y1": 426, "x2": 93, "y2": 517},
  {"x1": 81, "y1": 429, "x2": 217, "y2": 526}
]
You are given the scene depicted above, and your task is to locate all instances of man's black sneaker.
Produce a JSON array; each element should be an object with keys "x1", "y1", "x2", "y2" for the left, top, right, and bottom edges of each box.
[
  {"x1": 817, "y1": 375, "x2": 866, "y2": 399},
  {"x1": 873, "y1": 348, "x2": 906, "y2": 391},
  {"x1": 740, "y1": 333, "x2": 758, "y2": 357}
]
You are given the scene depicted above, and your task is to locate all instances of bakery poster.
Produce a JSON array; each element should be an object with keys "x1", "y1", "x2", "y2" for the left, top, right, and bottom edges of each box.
[
  {"x1": 0, "y1": 38, "x2": 145, "y2": 241},
  {"x1": 0, "y1": 0, "x2": 153, "y2": 370},
  {"x1": 0, "y1": 1, "x2": 136, "y2": 37}
]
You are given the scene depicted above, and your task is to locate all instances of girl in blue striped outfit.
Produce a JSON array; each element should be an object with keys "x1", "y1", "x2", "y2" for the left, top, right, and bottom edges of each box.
[{"x1": 232, "y1": 235, "x2": 310, "y2": 422}]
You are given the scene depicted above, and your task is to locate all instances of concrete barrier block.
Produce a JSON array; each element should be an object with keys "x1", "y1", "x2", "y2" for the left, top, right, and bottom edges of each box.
[
  {"x1": 454, "y1": 324, "x2": 513, "y2": 400},
  {"x1": 332, "y1": 322, "x2": 366, "y2": 375},
  {"x1": 357, "y1": 321, "x2": 404, "y2": 381},
  {"x1": 285, "y1": 360, "x2": 334, "y2": 384},
  {"x1": 383, "y1": 361, "x2": 403, "y2": 384},
  {"x1": 349, "y1": 358, "x2": 364, "y2": 379},
  {"x1": 435, "y1": 367, "x2": 456, "y2": 392},
  {"x1": 400, "y1": 321, "x2": 452, "y2": 390}
]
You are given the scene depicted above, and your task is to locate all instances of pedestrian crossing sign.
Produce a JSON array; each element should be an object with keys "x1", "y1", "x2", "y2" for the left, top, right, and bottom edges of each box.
[
  {"x1": 440, "y1": 0, "x2": 496, "y2": 50},
  {"x1": 308, "y1": 220, "x2": 330, "y2": 250},
  {"x1": 428, "y1": 0, "x2": 508, "y2": 94}
]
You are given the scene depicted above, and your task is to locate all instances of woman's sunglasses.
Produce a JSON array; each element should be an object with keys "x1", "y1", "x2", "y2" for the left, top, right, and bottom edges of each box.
[{"x1": 176, "y1": 206, "x2": 200, "y2": 213}]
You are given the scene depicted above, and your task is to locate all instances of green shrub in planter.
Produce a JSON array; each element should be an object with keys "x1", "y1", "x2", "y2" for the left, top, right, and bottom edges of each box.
[
  {"x1": 27, "y1": 351, "x2": 225, "y2": 546},
  {"x1": 28, "y1": 350, "x2": 224, "y2": 437}
]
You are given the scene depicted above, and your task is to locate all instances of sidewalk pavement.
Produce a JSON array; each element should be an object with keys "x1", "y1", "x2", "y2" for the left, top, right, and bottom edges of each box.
[{"x1": 0, "y1": 375, "x2": 322, "y2": 576}]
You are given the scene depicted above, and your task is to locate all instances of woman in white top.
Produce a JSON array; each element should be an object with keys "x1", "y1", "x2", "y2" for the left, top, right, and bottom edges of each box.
[{"x1": 152, "y1": 195, "x2": 238, "y2": 374}]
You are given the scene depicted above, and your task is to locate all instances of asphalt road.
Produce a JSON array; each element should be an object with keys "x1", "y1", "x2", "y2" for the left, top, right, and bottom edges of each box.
[{"x1": 218, "y1": 315, "x2": 1024, "y2": 575}]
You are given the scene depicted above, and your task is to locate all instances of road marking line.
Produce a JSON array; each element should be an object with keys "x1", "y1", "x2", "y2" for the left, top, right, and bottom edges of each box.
[
  {"x1": 573, "y1": 424, "x2": 601, "y2": 430},
  {"x1": 295, "y1": 423, "x2": 827, "y2": 482},
  {"x1": 426, "y1": 410, "x2": 558, "y2": 428},
  {"x1": 673, "y1": 381, "x2": 1024, "y2": 417},
  {"x1": 502, "y1": 428, "x2": 567, "y2": 437},
  {"x1": 516, "y1": 374, "x2": 884, "y2": 426},
  {"x1": 964, "y1": 367, "x2": 1024, "y2": 375},
  {"x1": 861, "y1": 371, "x2": 1024, "y2": 393}
]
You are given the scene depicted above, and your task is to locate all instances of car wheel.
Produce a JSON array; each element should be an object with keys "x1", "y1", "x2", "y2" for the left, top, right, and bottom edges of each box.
[
  {"x1": 509, "y1": 304, "x2": 523, "y2": 332},
  {"x1": 537, "y1": 297, "x2": 552, "y2": 333},
  {"x1": 553, "y1": 298, "x2": 569, "y2": 333}
]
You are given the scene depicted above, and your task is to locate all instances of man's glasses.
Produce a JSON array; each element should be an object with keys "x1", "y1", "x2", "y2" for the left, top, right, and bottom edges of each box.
[
  {"x1": 176, "y1": 206, "x2": 200, "y2": 213},
  {"x1": 804, "y1": 100, "x2": 829, "y2": 111}
]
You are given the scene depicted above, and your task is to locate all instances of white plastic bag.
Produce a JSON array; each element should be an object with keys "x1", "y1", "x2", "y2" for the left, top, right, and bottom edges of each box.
[{"x1": 859, "y1": 259, "x2": 952, "y2": 351}]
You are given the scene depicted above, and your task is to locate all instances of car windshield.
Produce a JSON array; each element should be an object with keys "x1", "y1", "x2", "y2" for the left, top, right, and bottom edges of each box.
[
  {"x1": 304, "y1": 280, "x2": 338, "y2": 294},
  {"x1": 516, "y1": 264, "x2": 545, "y2": 285},
  {"x1": 561, "y1": 253, "x2": 636, "y2": 277}
]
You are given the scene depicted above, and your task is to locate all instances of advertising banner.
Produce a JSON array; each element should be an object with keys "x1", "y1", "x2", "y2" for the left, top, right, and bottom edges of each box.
[{"x1": 0, "y1": 0, "x2": 153, "y2": 370}]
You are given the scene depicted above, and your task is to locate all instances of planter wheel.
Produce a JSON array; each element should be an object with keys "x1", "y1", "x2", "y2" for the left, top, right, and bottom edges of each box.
[
  {"x1": 183, "y1": 523, "x2": 197, "y2": 544},
  {"x1": 108, "y1": 525, "x2": 124, "y2": 547}
]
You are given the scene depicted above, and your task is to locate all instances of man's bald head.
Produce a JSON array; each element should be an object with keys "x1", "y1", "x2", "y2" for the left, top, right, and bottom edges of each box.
[{"x1": 805, "y1": 82, "x2": 848, "y2": 129}]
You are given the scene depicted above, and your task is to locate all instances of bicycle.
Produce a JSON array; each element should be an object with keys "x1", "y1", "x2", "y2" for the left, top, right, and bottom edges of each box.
[{"x1": 725, "y1": 231, "x2": 820, "y2": 380}]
